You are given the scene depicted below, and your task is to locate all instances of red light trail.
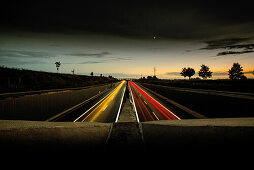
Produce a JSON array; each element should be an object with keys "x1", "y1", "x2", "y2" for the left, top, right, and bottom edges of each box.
[{"x1": 129, "y1": 81, "x2": 181, "y2": 121}]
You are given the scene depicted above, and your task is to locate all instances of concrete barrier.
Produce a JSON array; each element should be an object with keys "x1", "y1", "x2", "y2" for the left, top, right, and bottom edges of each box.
[{"x1": 0, "y1": 118, "x2": 253, "y2": 152}]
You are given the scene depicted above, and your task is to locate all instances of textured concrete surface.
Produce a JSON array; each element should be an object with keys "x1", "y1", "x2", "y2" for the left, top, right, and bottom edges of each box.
[
  {"x1": 117, "y1": 99, "x2": 137, "y2": 122},
  {"x1": 0, "y1": 118, "x2": 253, "y2": 152},
  {"x1": 142, "y1": 118, "x2": 254, "y2": 152},
  {"x1": 0, "y1": 120, "x2": 111, "y2": 151},
  {"x1": 106, "y1": 122, "x2": 144, "y2": 150}
]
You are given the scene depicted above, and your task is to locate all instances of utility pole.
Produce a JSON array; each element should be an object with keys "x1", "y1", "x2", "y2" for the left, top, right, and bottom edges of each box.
[{"x1": 153, "y1": 66, "x2": 156, "y2": 77}]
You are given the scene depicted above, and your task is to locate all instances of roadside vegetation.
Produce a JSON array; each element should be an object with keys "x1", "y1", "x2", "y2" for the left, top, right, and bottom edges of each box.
[
  {"x1": 0, "y1": 66, "x2": 117, "y2": 93},
  {"x1": 138, "y1": 62, "x2": 253, "y2": 93}
]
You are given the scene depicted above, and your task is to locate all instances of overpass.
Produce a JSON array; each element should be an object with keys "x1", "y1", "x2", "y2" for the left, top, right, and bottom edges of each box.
[{"x1": 0, "y1": 81, "x2": 253, "y2": 152}]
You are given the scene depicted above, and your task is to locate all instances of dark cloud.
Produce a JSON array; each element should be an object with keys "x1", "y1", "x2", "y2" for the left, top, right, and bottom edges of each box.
[
  {"x1": 201, "y1": 37, "x2": 253, "y2": 50},
  {"x1": 68, "y1": 52, "x2": 110, "y2": 58},
  {"x1": 0, "y1": 49, "x2": 52, "y2": 59},
  {"x1": 63, "y1": 55, "x2": 131, "y2": 65},
  {"x1": 201, "y1": 36, "x2": 254, "y2": 56},
  {"x1": 1, "y1": 1, "x2": 254, "y2": 40},
  {"x1": 114, "y1": 57, "x2": 132, "y2": 61},
  {"x1": 226, "y1": 44, "x2": 254, "y2": 50},
  {"x1": 63, "y1": 61, "x2": 104, "y2": 64},
  {"x1": 217, "y1": 50, "x2": 254, "y2": 56}
]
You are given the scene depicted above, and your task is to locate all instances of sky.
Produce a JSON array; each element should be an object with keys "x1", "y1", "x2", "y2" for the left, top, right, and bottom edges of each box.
[{"x1": 0, "y1": 0, "x2": 254, "y2": 79}]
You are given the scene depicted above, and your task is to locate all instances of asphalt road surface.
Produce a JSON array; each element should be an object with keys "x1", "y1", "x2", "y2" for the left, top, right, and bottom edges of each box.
[
  {"x1": 139, "y1": 83, "x2": 254, "y2": 118},
  {"x1": 74, "y1": 80, "x2": 126, "y2": 123}
]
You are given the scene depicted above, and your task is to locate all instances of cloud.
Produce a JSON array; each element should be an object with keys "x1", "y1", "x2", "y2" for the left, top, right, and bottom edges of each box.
[
  {"x1": 0, "y1": 49, "x2": 52, "y2": 59},
  {"x1": 114, "y1": 57, "x2": 132, "y2": 61},
  {"x1": 201, "y1": 37, "x2": 252, "y2": 50},
  {"x1": 63, "y1": 61, "x2": 104, "y2": 64},
  {"x1": 226, "y1": 44, "x2": 254, "y2": 50},
  {"x1": 103, "y1": 73, "x2": 139, "y2": 78},
  {"x1": 212, "y1": 72, "x2": 228, "y2": 76},
  {"x1": 63, "y1": 56, "x2": 132, "y2": 65},
  {"x1": 67, "y1": 52, "x2": 110, "y2": 58},
  {"x1": 200, "y1": 37, "x2": 254, "y2": 56},
  {"x1": 217, "y1": 50, "x2": 254, "y2": 56},
  {"x1": 166, "y1": 72, "x2": 180, "y2": 76},
  {"x1": 2, "y1": 1, "x2": 254, "y2": 41}
]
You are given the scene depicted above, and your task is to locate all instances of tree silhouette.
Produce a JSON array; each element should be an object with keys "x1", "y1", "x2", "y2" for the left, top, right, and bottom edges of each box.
[
  {"x1": 198, "y1": 64, "x2": 212, "y2": 79},
  {"x1": 55, "y1": 61, "x2": 61, "y2": 73},
  {"x1": 147, "y1": 76, "x2": 153, "y2": 79},
  {"x1": 180, "y1": 67, "x2": 195, "y2": 79},
  {"x1": 90, "y1": 72, "x2": 93, "y2": 76},
  {"x1": 228, "y1": 63, "x2": 245, "y2": 80}
]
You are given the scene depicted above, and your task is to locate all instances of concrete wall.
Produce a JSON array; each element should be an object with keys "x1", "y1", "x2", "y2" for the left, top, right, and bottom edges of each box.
[{"x1": 0, "y1": 118, "x2": 253, "y2": 152}]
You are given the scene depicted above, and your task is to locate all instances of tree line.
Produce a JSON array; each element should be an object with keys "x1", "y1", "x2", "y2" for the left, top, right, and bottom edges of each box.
[{"x1": 180, "y1": 62, "x2": 251, "y2": 80}]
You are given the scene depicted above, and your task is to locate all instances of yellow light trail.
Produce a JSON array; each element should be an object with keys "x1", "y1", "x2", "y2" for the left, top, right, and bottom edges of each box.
[{"x1": 82, "y1": 80, "x2": 126, "y2": 122}]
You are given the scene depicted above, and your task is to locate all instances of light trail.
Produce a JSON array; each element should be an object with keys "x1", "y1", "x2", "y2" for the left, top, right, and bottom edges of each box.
[
  {"x1": 129, "y1": 81, "x2": 181, "y2": 121},
  {"x1": 132, "y1": 87, "x2": 147, "y2": 121},
  {"x1": 115, "y1": 83, "x2": 126, "y2": 122},
  {"x1": 128, "y1": 82, "x2": 140, "y2": 122},
  {"x1": 82, "y1": 80, "x2": 125, "y2": 122},
  {"x1": 130, "y1": 82, "x2": 154, "y2": 121}
]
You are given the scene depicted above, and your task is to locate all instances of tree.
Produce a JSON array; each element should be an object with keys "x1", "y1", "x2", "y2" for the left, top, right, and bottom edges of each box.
[
  {"x1": 55, "y1": 61, "x2": 61, "y2": 73},
  {"x1": 198, "y1": 64, "x2": 212, "y2": 79},
  {"x1": 147, "y1": 76, "x2": 153, "y2": 79},
  {"x1": 228, "y1": 63, "x2": 245, "y2": 80},
  {"x1": 90, "y1": 72, "x2": 93, "y2": 76},
  {"x1": 180, "y1": 67, "x2": 195, "y2": 79}
]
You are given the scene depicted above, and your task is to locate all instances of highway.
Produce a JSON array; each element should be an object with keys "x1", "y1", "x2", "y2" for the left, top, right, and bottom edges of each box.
[
  {"x1": 74, "y1": 80, "x2": 126, "y2": 123},
  {"x1": 129, "y1": 81, "x2": 181, "y2": 122}
]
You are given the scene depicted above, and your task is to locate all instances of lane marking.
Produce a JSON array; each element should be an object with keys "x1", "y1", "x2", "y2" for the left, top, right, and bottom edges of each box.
[
  {"x1": 152, "y1": 112, "x2": 159, "y2": 120},
  {"x1": 115, "y1": 83, "x2": 126, "y2": 122},
  {"x1": 129, "y1": 82, "x2": 140, "y2": 123},
  {"x1": 103, "y1": 105, "x2": 108, "y2": 111},
  {"x1": 132, "y1": 84, "x2": 154, "y2": 121},
  {"x1": 132, "y1": 82, "x2": 181, "y2": 120},
  {"x1": 132, "y1": 84, "x2": 147, "y2": 121},
  {"x1": 130, "y1": 81, "x2": 172, "y2": 120},
  {"x1": 140, "y1": 83, "x2": 207, "y2": 119},
  {"x1": 88, "y1": 81, "x2": 125, "y2": 122},
  {"x1": 74, "y1": 83, "x2": 120, "y2": 122}
]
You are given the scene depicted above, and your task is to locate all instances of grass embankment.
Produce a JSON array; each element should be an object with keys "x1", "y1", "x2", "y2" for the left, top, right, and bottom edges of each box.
[
  {"x1": 0, "y1": 67, "x2": 117, "y2": 93},
  {"x1": 137, "y1": 79, "x2": 254, "y2": 93}
]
